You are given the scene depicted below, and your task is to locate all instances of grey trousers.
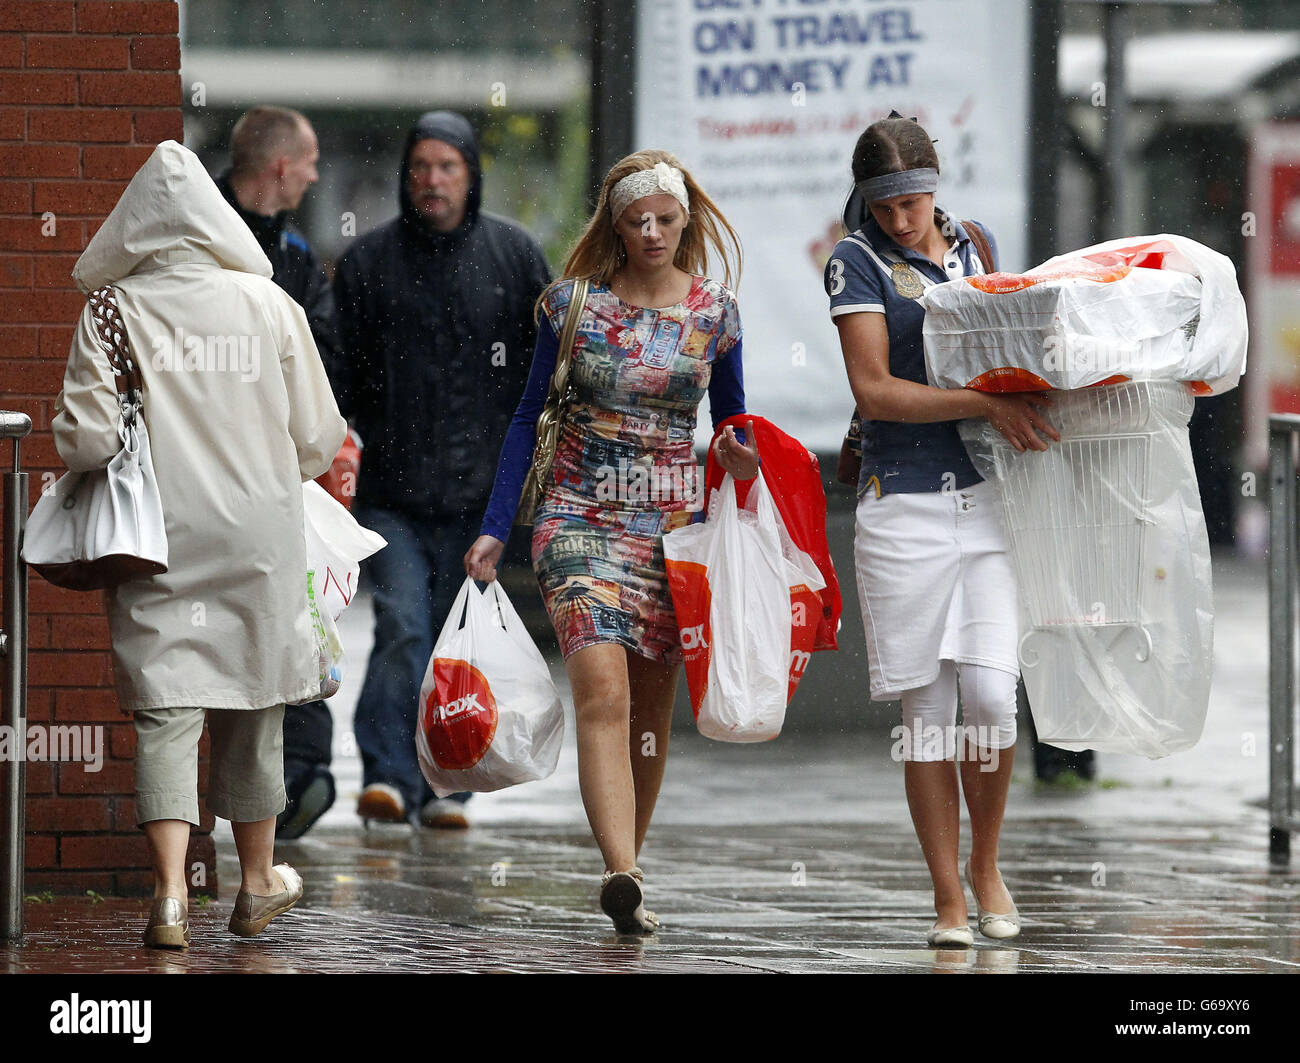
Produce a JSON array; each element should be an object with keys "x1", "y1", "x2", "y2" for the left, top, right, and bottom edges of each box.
[{"x1": 134, "y1": 705, "x2": 286, "y2": 826}]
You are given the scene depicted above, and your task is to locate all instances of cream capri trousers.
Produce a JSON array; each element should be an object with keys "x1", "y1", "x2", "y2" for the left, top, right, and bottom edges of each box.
[{"x1": 134, "y1": 705, "x2": 286, "y2": 827}]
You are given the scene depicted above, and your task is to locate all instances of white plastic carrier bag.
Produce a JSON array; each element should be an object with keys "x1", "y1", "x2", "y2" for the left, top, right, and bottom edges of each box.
[
  {"x1": 919, "y1": 232, "x2": 1248, "y2": 758},
  {"x1": 920, "y1": 234, "x2": 1248, "y2": 396},
  {"x1": 663, "y1": 471, "x2": 824, "y2": 742},
  {"x1": 416, "y1": 577, "x2": 564, "y2": 797},
  {"x1": 293, "y1": 481, "x2": 386, "y2": 703}
]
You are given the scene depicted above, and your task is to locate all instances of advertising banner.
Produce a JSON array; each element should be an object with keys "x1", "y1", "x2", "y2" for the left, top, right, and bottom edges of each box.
[
  {"x1": 1245, "y1": 121, "x2": 1300, "y2": 470},
  {"x1": 635, "y1": 0, "x2": 1033, "y2": 451}
]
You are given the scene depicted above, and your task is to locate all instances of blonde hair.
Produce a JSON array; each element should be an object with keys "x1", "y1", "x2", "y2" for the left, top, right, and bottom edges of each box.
[{"x1": 544, "y1": 149, "x2": 741, "y2": 313}]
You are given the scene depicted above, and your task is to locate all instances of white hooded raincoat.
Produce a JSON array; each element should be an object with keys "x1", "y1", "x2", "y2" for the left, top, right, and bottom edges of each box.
[{"x1": 52, "y1": 140, "x2": 346, "y2": 711}]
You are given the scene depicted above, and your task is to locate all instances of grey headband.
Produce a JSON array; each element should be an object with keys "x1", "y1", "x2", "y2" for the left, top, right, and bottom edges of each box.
[{"x1": 856, "y1": 167, "x2": 939, "y2": 202}]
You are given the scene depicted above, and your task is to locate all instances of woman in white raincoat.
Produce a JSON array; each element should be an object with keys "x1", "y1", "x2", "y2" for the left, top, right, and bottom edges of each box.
[{"x1": 52, "y1": 140, "x2": 345, "y2": 947}]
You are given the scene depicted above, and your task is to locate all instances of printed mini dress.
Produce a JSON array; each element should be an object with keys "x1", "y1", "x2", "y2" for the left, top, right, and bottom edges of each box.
[{"x1": 531, "y1": 276, "x2": 741, "y2": 662}]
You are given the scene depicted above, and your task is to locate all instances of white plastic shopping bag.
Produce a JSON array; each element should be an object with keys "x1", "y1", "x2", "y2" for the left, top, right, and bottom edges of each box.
[
  {"x1": 663, "y1": 472, "x2": 822, "y2": 742},
  {"x1": 921, "y1": 234, "x2": 1247, "y2": 397},
  {"x1": 293, "y1": 481, "x2": 386, "y2": 703},
  {"x1": 302, "y1": 480, "x2": 386, "y2": 621},
  {"x1": 416, "y1": 577, "x2": 564, "y2": 797}
]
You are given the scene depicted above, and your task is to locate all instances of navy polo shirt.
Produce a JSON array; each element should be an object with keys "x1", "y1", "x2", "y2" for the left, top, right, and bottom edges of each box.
[{"x1": 825, "y1": 208, "x2": 999, "y2": 495}]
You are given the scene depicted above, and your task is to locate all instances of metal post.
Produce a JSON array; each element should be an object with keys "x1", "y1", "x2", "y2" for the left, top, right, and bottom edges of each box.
[
  {"x1": 588, "y1": 0, "x2": 637, "y2": 203},
  {"x1": 1099, "y1": 2, "x2": 1129, "y2": 241},
  {"x1": 1268, "y1": 414, "x2": 1300, "y2": 865},
  {"x1": 1028, "y1": 0, "x2": 1063, "y2": 268},
  {"x1": 0, "y1": 410, "x2": 32, "y2": 941}
]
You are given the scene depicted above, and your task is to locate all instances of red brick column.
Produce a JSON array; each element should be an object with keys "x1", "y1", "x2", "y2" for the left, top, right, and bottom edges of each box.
[{"x1": 1, "y1": 1, "x2": 217, "y2": 896}]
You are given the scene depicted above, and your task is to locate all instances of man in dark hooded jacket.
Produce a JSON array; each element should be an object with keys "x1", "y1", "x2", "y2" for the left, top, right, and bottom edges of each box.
[{"x1": 333, "y1": 110, "x2": 551, "y2": 828}]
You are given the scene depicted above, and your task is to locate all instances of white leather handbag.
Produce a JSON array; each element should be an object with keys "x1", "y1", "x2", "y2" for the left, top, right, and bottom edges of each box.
[{"x1": 23, "y1": 286, "x2": 168, "y2": 590}]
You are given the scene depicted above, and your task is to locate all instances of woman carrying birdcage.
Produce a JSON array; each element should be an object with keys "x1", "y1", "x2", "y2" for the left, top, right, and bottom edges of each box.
[{"x1": 826, "y1": 113, "x2": 1059, "y2": 947}]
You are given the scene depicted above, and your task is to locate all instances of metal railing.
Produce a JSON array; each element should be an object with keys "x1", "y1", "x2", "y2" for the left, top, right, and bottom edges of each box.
[
  {"x1": 0, "y1": 410, "x2": 30, "y2": 941},
  {"x1": 1268, "y1": 414, "x2": 1300, "y2": 864}
]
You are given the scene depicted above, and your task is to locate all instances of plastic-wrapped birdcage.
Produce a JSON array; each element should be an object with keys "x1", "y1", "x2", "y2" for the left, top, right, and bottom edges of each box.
[{"x1": 958, "y1": 381, "x2": 1213, "y2": 757}]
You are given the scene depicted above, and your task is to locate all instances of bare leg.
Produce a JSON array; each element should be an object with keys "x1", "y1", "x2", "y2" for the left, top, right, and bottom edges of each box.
[
  {"x1": 960, "y1": 739, "x2": 1016, "y2": 912},
  {"x1": 230, "y1": 817, "x2": 280, "y2": 895},
  {"x1": 626, "y1": 654, "x2": 679, "y2": 859},
  {"x1": 566, "y1": 643, "x2": 636, "y2": 872},
  {"x1": 143, "y1": 819, "x2": 190, "y2": 901},
  {"x1": 903, "y1": 760, "x2": 967, "y2": 927}
]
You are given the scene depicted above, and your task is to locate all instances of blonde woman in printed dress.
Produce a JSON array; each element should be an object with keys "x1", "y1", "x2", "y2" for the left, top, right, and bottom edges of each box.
[{"x1": 465, "y1": 150, "x2": 757, "y2": 935}]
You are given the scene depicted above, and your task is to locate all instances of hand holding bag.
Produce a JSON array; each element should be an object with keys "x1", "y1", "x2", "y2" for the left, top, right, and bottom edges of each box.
[
  {"x1": 315, "y1": 427, "x2": 363, "y2": 512},
  {"x1": 23, "y1": 286, "x2": 168, "y2": 590}
]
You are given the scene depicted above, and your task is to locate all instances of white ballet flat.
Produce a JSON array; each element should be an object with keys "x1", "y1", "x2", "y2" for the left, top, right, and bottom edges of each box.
[
  {"x1": 926, "y1": 920, "x2": 974, "y2": 948},
  {"x1": 965, "y1": 860, "x2": 1021, "y2": 940}
]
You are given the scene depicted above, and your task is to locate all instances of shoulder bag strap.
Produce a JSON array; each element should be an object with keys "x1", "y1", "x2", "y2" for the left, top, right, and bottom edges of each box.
[
  {"x1": 547, "y1": 276, "x2": 589, "y2": 412},
  {"x1": 86, "y1": 285, "x2": 143, "y2": 409},
  {"x1": 532, "y1": 276, "x2": 589, "y2": 458},
  {"x1": 516, "y1": 277, "x2": 591, "y2": 525},
  {"x1": 962, "y1": 220, "x2": 995, "y2": 275}
]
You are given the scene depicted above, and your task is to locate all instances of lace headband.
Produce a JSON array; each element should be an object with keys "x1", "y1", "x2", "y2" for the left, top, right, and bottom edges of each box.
[{"x1": 610, "y1": 162, "x2": 690, "y2": 220}]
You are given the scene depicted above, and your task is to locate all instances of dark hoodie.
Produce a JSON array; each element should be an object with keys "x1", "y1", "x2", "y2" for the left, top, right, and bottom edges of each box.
[
  {"x1": 216, "y1": 172, "x2": 339, "y2": 375},
  {"x1": 332, "y1": 111, "x2": 552, "y2": 519}
]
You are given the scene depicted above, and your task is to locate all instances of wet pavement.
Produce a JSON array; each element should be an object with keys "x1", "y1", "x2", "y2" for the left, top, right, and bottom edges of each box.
[
  {"x1": 3, "y1": 553, "x2": 1297, "y2": 977},
  {"x1": 6, "y1": 755, "x2": 1298, "y2": 974}
]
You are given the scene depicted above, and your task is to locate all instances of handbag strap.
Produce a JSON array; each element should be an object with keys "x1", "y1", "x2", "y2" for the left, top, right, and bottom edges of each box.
[
  {"x1": 961, "y1": 220, "x2": 995, "y2": 275},
  {"x1": 86, "y1": 285, "x2": 143, "y2": 403},
  {"x1": 548, "y1": 276, "x2": 590, "y2": 410},
  {"x1": 533, "y1": 276, "x2": 591, "y2": 449}
]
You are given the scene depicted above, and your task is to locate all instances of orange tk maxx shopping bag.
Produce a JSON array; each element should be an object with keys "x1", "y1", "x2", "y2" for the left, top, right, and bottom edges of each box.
[
  {"x1": 663, "y1": 471, "x2": 826, "y2": 740},
  {"x1": 705, "y1": 415, "x2": 841, "y2": 654}
]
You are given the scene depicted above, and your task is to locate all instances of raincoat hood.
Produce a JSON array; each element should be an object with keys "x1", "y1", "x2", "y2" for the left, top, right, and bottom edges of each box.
[
  {"x1": 73, "y1": 139, "x2": 272, "y2": 293},
  {"x1": 399, "y1": 110, "x2": 482, "y2": 241}
]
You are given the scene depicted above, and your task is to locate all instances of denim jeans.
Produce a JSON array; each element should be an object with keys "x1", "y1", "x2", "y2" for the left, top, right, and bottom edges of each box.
[{"x1": 353, "y1": 505, "x2": 475, "y2": 812}]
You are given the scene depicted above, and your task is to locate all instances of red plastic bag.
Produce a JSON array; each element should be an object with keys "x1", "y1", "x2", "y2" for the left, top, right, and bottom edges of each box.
[
  {"x1": 705, "y1": 415, "x2": 841, "y2": 652},
  {"x1": 315, "y1": 427, "x2": 362, "y2": 511}
]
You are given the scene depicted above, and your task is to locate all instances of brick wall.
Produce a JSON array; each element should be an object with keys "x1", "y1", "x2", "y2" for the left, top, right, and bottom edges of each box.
[{"x1": 0, "y1": 1, "x2": 216, "y2": 896}]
